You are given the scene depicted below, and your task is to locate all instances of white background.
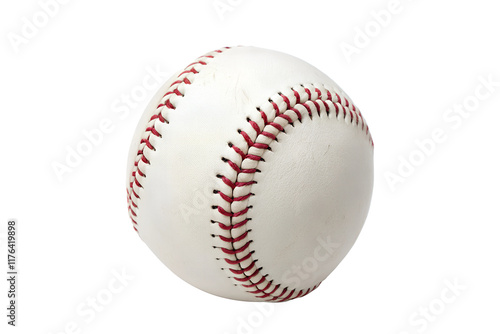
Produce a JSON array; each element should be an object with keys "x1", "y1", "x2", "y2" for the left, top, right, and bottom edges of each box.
[{"x1": 1, "y1": 0, "x2": 499, "y2": 333}]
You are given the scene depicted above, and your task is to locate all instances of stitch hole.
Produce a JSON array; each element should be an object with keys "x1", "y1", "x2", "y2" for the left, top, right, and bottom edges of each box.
[
  {"x1": 237, "y1": 129, "x2": 242, "y2": 134},
  {"x1": 211, "y1": 205, "x2": 218, "y2": 210},
  {"x1": 221, "y1": 157, "x2": 228, "y2": 162},
  {"x1": 228, "y1": 142, "x2": 233, "y2": 147},
  {"x1": 246, "y1": 117, "x2": 251, "y2": 122},
  {"x1": 255, "y1": 169, "x2": 261, "y2": 173},
  {"x1": 216, "y1": 174, "x2": 223, "y2": 178},
  {"x1": 213, "y1": 190, "x2": 219, "y2": 194},
  {"x1": 211, "y1": 234, "x2": 216, "y2": 238}
]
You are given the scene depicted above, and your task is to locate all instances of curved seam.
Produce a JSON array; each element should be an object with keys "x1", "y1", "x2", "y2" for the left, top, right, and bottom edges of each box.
[
  {"x1": 212, "y1": 83, "x2": 373, "y2": 302},
  {"x1": 126, "y1": 47, "x2": 233, "y2": 232}
]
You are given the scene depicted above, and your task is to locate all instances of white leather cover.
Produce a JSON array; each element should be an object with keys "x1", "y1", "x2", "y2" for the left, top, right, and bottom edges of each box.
[{"x1": 126, "y1": 46, "x2": 374, "y2": 302}]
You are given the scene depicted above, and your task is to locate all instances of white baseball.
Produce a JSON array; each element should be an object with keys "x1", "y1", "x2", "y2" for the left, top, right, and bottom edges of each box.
[{"x1": 126, "y1": 46, "x2": 374, "y2": 302}]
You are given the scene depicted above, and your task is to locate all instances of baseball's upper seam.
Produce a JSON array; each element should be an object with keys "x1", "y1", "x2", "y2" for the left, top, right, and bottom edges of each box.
[{"x1": 126, "y1": 47, "x2": 233, "y2": 232}]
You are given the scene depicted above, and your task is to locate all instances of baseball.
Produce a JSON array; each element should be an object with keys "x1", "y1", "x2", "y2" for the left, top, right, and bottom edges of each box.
[{"x1": 126, "y1": 46, "x2": 374, "y2": 302}]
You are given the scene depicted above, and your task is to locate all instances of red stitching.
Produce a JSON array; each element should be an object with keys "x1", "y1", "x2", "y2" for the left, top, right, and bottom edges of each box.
[
  {"x1": 127, "y1": 46, "x2": 372, "y2": 302},
  {"x1": 214, "y1": 84, "x2": 372, "y2": 301},
  {"x1": 315, "y1": 87, "x2": 322, "y2": 99},
  {"x1": 229, "y1": 261, "x2": 257, "y2": 275},
  {"x1": 270, "y1": 100, "x2": 280, "y2": 116},
  {"x1": 217, "y1": 230, "x2": 250, "y2": 243},
  {"x1": 260, "y1": 131, "x2": 276, "y2": 141},
  {"x1": 335, "y1": 92, "x2": 341, "y2": 104},
  {"x1": 290, "y1": 108, "x2": 302, "y2": 121},
  {"x1": 242, "y1": 275, "x2": 267, "y2": 287},
  {"x1": 234, "y1": 269, "x2": 259, "y2": 282},
  {"x1": 256, "y1": 108, "x2": 268, "y2": 124},
  {"x1": 304, "y1": 86, "x2": 312, "y2": 100},
  {"x1": 126, "y1": 47, "x2": 232, "y2": 230},
  {"x1": 293, "y1": 90, "x2": 301, "y2": 104},
  {"x1": 280, "y1": 93, "x2": 291, "y2": 110},
  {"x1": 239, "y1": 130, "x2": 254, "y2": 147},
  {"x1": 220, "y1": 240, "x2": 253, "y2": 255},
  {"x1": 150, "y1": 113, "x2": 168, "y2": 123},
  {"x1": 277, "y1": 114, "x2": 293, "y2": 125},
  {"x1": 140, "y1": 138, "x2": 155, "y2": 150},
  {"x1": 312, "y1": 101, "x2": 321, "y2": 116},
  {"x1": 326, "y1": 90, "x2": 332, "y2": 101},
  {"x1": 136, "y1": 168, "x2": 145, "y2": 178},
  {"x1": 219, "y1": 175, "x2": 236, "y2": 189},
  {"x1": 254, "y1": 283, "x2": 279, "y2": 296},
  {"x1": 303, "y1": 103, "x2": 312, "y2": 117},
  {"x1": 214, "y1": 219, "x2": 249, "y2": 231}
]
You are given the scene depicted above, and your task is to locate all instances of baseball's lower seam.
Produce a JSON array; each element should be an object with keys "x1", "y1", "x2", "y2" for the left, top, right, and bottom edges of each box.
[{"x1": 212, "y1": 83, "x2": 372, "y2": 302}]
